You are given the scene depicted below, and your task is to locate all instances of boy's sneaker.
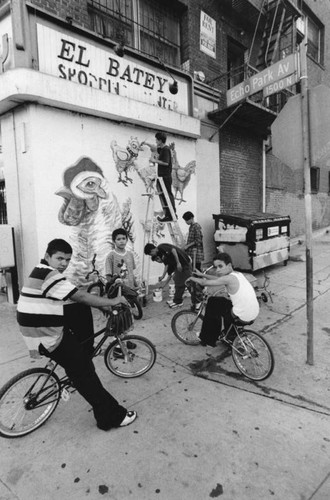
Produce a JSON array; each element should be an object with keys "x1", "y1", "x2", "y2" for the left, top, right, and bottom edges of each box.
[
  {"x1": 169, "y1": 301, "x2": 183, "y2": 309},
  {"x1": 119, "y1": 411, "x2": 137, "y2": 427},
  {"x1": 195, "y1": 302, "x2": 202, "y2": 311},
  {"x1": 166, "y1": 300, "x2": 174, "y2": 307}
]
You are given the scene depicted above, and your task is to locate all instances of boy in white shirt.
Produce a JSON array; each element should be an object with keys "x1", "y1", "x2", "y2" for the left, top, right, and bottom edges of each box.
[{"x1": 188, "y1": 252, "x2": 259, "y2": 347}]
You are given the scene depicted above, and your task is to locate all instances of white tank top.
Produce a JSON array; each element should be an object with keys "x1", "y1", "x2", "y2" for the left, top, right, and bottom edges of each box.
[{"x1": 228, "y1": 271, "x2": 259, "y2": 321}]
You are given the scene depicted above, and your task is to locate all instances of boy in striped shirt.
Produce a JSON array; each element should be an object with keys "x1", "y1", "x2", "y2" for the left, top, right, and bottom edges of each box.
[{"x1": 17, "y1": 239, "x2": 137, "y2": 430}]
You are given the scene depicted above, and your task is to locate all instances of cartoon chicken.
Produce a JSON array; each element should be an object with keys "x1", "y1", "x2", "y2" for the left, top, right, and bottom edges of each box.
[
  {"x1": 56, "y1": 157, "x2": 122, "y2": 285},
  {"x1": 110, "y1": 136, "x2": 143, "y2": 186}
]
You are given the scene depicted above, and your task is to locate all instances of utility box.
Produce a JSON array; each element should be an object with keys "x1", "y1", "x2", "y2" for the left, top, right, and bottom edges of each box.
[{"x1": 213, "y1": 213, "x2": 290, "y2": 272}]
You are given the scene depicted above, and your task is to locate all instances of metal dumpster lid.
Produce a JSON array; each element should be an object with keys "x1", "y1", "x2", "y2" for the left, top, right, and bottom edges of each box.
[{"x1": 213, "y1": 212, "x2": 291, "y2": 226}]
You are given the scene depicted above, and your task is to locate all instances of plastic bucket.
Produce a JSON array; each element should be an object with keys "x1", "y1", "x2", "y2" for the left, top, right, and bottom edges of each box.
[{"x1": 153, "y1": 288, "x2": 163, "y2": 302}]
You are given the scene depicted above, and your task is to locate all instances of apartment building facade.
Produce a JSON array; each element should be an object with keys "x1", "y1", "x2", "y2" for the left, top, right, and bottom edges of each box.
[{"x1": 0, "y1": 0, "x2": 329, "y2": 292}]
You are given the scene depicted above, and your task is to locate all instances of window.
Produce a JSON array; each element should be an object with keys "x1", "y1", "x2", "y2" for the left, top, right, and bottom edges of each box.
[
  {"x1": 303, "y1": 10, "x2": 324, "y2": 65},
  {"x1": 88, "y1": 0, "x2": 182, "y2": 66},
  {"x1": 227, "y1": 38, "x2": 246, "y2": 89},
  {"x1": 310, "y1": 167, "x2": 320, "y2": 193}
]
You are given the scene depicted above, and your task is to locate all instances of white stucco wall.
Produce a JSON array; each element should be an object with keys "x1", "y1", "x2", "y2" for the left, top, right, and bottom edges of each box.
[
  {"x1": 196, "y1": 138, "x2": 220, "y2": 265},
  {"x1": 2, "y1": 104, "x2": 199, "y2": 286}
]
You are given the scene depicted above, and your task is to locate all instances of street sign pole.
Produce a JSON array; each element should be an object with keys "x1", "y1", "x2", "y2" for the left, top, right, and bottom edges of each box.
[{"x1": 299, "y1": 39, "x2": 314, "y2": 365}]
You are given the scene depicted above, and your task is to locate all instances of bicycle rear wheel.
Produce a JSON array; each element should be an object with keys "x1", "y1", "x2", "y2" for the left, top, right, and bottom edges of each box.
[
  {"x1": 171, "y1": 310, "x2": 203, "y2": 345},
  {"x1": 232, "y1": 330, "x2": 275, "y2": 381},
  {"x1": 104, "y1": 335, "x2": 156, "y2": 378},
  {"x1": 0, "y1": 368, "x2": 61, "y2": 438}
]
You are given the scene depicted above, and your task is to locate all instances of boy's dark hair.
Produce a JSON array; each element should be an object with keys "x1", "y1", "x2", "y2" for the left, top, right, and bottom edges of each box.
[
  {"x1": 155, "y1": 131, "x2": 167, "y2": 144},
  {"x1": 182, "y1": 211, "x2": 194, "y2": 221},
  {"x1": 112, "y1": 228, "x2": 128, "y2": 241},
  {"x1": 46, "y1": 239, "x2": 72, "y2": 256},
  {"x1": 213, "y1": 252, "x2": 232, "y2": 265},
  {"x1": 144, "y1": 243, "x2": 156, "y2": 255}
]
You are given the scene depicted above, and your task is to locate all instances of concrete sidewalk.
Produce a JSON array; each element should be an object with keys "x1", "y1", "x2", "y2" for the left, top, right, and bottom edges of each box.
[{"x1": 0, "y1": 228, "x2": 330, "y2": 500}]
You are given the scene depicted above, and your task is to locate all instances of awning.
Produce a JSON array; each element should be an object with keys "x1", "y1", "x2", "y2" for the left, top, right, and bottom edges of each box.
[{"x1": 208, "y1": 98, "x2": 278, "y2": 138}]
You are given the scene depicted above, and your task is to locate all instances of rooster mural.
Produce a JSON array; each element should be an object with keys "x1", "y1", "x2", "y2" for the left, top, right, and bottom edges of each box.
[
  {"x1": 110, "y1": 136, "x2": 143, "y2": 186},
  {"x1": 169, "y1": 142, "x2": 196, "y2": 204},
  {"x1": 56, "y1": 157, "x2": 123, "y2": 286}
]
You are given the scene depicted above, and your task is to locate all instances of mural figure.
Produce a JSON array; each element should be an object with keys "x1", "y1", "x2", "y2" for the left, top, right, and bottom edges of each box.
[
  {"x1": 133, "y1": 155, "x2": 157, "y2": 193},
  {"x1": 170, "y1": 142, "x2": 196, "y2": 204},
  {"x1": 121, "y1": 197, "x2": 135, "y2": 244},
  {"x1": 140, "y1": 217, "x2": 166, "y2": 246},
  {"x1": 56, "y1": 157, "x2": 122, "y2": 285},
  {"x1": 110, "y1": 136, "x2": 143, "y2": 186}
]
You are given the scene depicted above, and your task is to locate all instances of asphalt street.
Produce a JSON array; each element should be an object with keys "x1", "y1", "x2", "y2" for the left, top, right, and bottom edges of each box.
[{"x1": 0, "y1": 228, "x2": 330, "y2": 500}]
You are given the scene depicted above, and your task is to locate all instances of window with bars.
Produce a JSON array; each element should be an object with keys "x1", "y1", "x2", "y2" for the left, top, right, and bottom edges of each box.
[{"x1": 87, "y1": 0, "x2": 182, "y2": 66}]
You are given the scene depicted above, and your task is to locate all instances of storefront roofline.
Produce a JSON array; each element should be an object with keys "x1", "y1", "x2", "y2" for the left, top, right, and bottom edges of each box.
[{"x1": 0, "y1": 69, "x2": 200, "y2": 139}]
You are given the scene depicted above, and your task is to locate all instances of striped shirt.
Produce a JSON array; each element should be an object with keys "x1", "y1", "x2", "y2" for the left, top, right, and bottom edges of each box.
[{"x1": 17, "y1": 261, "x2": 78, "y2": 358}]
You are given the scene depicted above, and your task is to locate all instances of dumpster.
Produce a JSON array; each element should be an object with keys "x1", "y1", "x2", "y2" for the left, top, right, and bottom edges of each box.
[{"x1": 213, "y1": 212, "x2": 290, "y2": 272}]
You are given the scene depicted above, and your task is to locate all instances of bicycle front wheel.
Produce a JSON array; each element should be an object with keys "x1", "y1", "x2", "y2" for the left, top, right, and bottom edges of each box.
[
  {"x1": 128, "y1": 297, "x2": 143, "y2": 320},
  {"x1": 232, "y1": 330, "x2": 275, "y2": 381},
  {"x1": 0, "y1": 368, "x2": 61, "y2": 438},
  {"x1": 104, "y1": 335, "x2": 156, "y2": 378},
  {"x1": 171, "y1": 310, "x2": 203, "y2": 345}
]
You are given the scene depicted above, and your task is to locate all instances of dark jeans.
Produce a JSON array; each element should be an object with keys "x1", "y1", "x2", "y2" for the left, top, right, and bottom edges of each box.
[
  {"x1": 200, "y1": 296, "x2": 233, "y2": 347},
  {"x1": 40, "y1": 304, "x2": 126, "y2": 429},
  {"x1": 173, "y1": 265, "x2": 192, "y2": 304},
  {"x1": 157, "y1": 177, "x2": 176, "y2": 217}
]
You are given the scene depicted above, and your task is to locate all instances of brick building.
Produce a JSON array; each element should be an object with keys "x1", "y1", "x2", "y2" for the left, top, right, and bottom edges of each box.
[{"x1": 0, "y1": 0, "x2": 329, "y2": 296}]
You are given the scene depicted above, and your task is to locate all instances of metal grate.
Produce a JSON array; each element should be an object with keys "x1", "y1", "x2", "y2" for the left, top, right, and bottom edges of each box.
[{"x1": 87, "y1": 0, "x2": 181, "y2": 66}]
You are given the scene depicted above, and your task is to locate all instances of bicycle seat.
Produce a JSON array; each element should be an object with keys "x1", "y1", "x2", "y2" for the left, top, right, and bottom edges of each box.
[{"x1": 232, "y1": 315, "x2": 254, "y2": 326}]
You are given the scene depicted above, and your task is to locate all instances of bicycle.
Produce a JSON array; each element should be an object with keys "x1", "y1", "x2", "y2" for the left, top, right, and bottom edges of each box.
[
  {"x1": 171, "y1": 287, "x2": 274, "y2": 382},
  {"x1": 86, "y1": 254, "x2": 143, "y2": 320},
  {"x1": 0, "y1": 306, "x2": 156, "y2": 438}
]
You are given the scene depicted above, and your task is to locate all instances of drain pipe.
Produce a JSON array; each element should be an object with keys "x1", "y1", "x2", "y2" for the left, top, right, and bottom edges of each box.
[{"x1": 262, "y1": 139, "x2": 267, "y2": 212}]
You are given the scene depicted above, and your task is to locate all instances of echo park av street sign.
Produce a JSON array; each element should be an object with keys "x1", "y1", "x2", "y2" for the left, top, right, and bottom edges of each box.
[{"x1": 226, "y1": 53, "x2": 298, "y2": 107}]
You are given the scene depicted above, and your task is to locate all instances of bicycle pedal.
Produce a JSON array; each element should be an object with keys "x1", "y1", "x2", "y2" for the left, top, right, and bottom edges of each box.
[{"x1": 61, "y1": 388, "x2": 71, "y2": 402}]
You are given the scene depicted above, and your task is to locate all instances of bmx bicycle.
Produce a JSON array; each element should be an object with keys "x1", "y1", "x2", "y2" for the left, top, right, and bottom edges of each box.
[
  {"x1": 171, "y1": 287, "x2": 274, "y2": 382},
  {"x1": 0, "y1": 306, "x2": 156, "y2": 438},
  {"x1": 86, "y1": 254, "x2": 143, "y2": 320}
]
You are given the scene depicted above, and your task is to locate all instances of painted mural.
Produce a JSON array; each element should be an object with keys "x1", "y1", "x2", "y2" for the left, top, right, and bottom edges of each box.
[{"x1": 56, "y1": 137, "x2": 196, "y2": 287}]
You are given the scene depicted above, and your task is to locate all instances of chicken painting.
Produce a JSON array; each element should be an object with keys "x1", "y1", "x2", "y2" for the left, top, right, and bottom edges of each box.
[
  {"x1": 56, "y1": 156, "x2": 122, "y2": 285},
  {"x1": 110, "y1": 136, "x2": 143, "y2": 186},
  {"x1": 169, "y1": 142, "x2": 196, "y2": 204}
]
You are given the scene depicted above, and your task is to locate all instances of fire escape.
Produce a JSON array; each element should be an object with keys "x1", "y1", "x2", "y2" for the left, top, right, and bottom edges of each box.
[{"x1": 208, "y1": 0, "x2": 303, "y2": 138}]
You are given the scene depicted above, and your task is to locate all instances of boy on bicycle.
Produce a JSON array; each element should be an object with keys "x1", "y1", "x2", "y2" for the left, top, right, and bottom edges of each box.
[
  {"x1": 187, "y1": 252, "x2": 259, "y2": 347},
  {"x1": 17, "y1": 239, "x2": 137, "y2": 430}
]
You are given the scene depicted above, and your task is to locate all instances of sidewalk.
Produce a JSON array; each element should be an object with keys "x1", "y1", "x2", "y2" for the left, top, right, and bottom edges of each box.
[{"x1": 0, "y1": 228, "x2": 330, "y2": 500}]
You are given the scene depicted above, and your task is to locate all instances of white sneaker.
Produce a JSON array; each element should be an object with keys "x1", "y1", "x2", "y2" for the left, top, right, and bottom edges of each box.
[
  {"x1": 166, "y1": 300, "x2": 174, "y2": 307},
  {"x1": 170, "y1": 301, "x2": 183, "y2": 309},
  {"x1": 119, "y1": 411, "x2": 137, "y2": 427}
]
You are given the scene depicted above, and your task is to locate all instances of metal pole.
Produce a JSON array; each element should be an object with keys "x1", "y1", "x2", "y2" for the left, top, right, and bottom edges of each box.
[{"x1": 299, "y1": 39, "x2": 314, "y2": 365}]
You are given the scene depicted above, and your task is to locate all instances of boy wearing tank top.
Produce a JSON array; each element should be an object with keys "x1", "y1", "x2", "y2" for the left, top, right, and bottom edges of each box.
[{"x1": 188, "y1": 252, "x2": 259, "y2": 347}]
